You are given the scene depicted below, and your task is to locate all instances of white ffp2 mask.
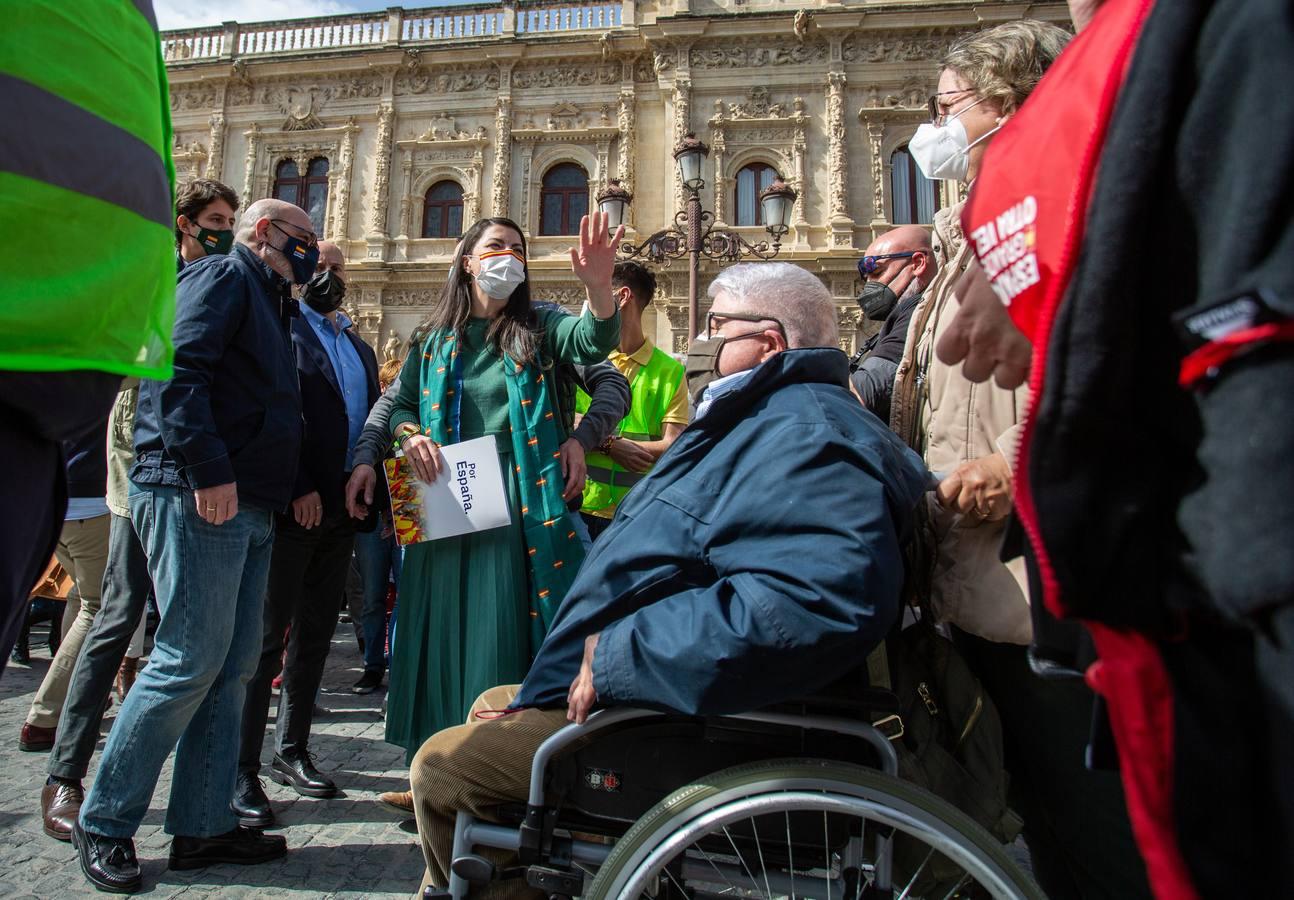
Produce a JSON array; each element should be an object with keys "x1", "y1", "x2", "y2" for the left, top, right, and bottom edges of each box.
[{"x1": 908, "y1": 99, "x2": 1001, "y2": 183}]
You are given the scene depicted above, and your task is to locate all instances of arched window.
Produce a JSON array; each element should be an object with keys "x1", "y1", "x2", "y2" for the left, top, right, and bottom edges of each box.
[
  {"x1": 889, "y1": 145, "x2": 940, "y2": 225},
  {"x1": 272, "y1": 156, "x2": 330, "y2": 235},
  {"x1": 734, "y1": 162, "x2": 777, "y2": 226},
  {"x1": 422, "y1": 180, "x2": 464, "y2": 239},
  {"x1": 539, "y1": 163, "x2": 588, "y2": 236}
]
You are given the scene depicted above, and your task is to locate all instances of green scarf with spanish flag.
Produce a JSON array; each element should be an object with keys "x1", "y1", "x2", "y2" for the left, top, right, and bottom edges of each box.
[{"x1": 416, "y1": 329, "x2": 585, "y2": 651}]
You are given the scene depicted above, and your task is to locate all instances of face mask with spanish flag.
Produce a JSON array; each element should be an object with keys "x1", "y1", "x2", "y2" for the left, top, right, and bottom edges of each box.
[{"x1": 473, "y1": 248, "x2": 527, "y2": 300}]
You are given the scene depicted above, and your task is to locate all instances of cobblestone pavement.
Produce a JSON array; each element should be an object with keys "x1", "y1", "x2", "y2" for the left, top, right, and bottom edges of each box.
[{"x1": 0, "y1": 620, "x2": 424, "y2": 898}]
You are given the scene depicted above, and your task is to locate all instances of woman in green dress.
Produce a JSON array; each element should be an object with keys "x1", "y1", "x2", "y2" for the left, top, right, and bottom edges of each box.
[{"x1": 384, "y1": 213, "x2": 623, "y2": 759}]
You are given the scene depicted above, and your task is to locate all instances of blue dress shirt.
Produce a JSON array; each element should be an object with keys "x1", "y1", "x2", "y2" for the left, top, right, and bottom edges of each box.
[{"x1": 301, "y1": 304, "x2": 368, "y2": 470}]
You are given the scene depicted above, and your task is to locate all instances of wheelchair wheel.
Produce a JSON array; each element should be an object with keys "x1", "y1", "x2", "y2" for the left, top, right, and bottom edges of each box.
[{"x1": 584, "y1": 758, "x2": 1043, "y2": 900}]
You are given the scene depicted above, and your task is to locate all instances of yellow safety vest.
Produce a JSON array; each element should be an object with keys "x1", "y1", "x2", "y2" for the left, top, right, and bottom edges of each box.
[
  {"x1": 575, "y1": 346, "x2": 684, "y2": 515},
  {"x1": 0, "y1": 1, "x2": 176, "y2": 379}
]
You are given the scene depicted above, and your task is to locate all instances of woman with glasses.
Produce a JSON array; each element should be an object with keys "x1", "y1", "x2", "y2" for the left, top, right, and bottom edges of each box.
[
  {"x1": 889, "y1": 20, "x2": 1152, "y2": 900},
  {"x1": 382, "y1": 213, "x2": 622, "y2": 759}
]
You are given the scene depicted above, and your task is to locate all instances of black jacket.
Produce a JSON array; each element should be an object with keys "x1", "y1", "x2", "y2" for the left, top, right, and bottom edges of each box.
[
  {"x1": 290, "y1": 312, "x2": 380, "y2": 518},
  {"x1": 132, "y1": 244, "x2": 303, "y2": 512},
  {"x1": 1027, "y1": 0, "x2": 1294, "y2": 627}
]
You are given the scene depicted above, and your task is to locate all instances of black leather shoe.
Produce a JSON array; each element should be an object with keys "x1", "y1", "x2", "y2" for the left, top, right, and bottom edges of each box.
[
  {"x1": 269, "y1": 751, "x2": 336, "y2": 798},
  {"x1": 231, "y1": 771, "x2": 275, "y2": 828},
  {"x1": 352, "y1": 670, "x2": 383, "y2": 694},
  {"x1": 72, "y1": 820, "x2": 142, "y2": 893},
  {"x1": 169, "y1": 825, "x2": 286, "y2": 870}
]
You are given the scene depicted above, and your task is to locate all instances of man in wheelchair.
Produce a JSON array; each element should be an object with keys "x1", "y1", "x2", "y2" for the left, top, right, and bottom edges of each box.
[{"x1": 410, "y1": 262, "x2": 930, "y2": 898}]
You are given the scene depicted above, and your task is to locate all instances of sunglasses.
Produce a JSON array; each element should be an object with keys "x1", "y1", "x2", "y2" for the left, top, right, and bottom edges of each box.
[{"x1": 858, "y1": 252, "x2": 917, "y2": 277}]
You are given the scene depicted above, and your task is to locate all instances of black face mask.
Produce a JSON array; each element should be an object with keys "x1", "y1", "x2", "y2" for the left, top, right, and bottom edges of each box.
[
  {"x1": 191, "y1": 226, "x2": 233, "y2": 256},
  {"x1": 857, "y1": 280, "x2": 899, "y2": 322},
  {"x1": 303, "y1": 269, "x2": 347, "y2": 314},
  {"x1": 684, "y1": 335, "x2": 726, "y2": 401}
]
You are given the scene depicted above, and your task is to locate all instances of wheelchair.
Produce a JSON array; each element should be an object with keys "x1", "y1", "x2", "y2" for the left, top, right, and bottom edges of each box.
[{"x1": 440, "y1": 687, "x2": 1044, "y2": 899}]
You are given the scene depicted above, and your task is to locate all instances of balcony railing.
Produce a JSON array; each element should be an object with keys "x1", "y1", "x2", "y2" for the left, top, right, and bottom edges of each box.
[{"x1": 160, "y1": 2, "x2": 628, "y2": 63}]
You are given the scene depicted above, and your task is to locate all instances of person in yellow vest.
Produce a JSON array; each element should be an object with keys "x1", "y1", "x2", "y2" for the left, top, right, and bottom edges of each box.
[{"x1": 575, "y1": 262, "x2": 688, "y2": 540}]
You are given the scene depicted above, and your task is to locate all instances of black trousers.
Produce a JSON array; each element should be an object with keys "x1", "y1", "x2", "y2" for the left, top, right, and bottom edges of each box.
[
  {"x1": 580, "y1": 512, "x2": 612, "y2": 542},
  {"x1": 1159, "y1": 608, "x2": 1294, "y2": 897},
  {"x1": 0, "y1": 414, "x2": 64, "y2": 679},
  {"x1": 49, "y1": 512, "x2": 151, "y2": 780},
  {"x1": 0, "y1": 370, "x2": 121, "y2": 679},
  {"x1": 954, "y1": 630, "x2": 1152, "y2": 900},
  {"x1": 239, "y1": 511, "x2": 356, "y2": 772}
]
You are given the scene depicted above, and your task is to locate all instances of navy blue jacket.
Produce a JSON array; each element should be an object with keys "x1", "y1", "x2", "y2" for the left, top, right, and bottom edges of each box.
[
  {"x1": 290, "y1": 312, "x2": 380, "y2": 517},
  {"x1": 132, "y1": 244, "x2": 303, "y2": 512},
  {"x1": 513, "y1": 348, "x2": 929, "y2": 714}
]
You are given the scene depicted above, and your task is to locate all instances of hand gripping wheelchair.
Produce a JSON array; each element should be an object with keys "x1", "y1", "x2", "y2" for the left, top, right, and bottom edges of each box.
[{"x1": 439, "y1": 686, "x2": 1043, "y2": 900}]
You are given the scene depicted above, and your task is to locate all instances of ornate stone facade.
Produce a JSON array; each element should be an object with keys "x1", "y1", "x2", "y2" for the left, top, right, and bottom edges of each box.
[{"x1": 163, "y1": 0, "x2": 1068, "y2": 353}]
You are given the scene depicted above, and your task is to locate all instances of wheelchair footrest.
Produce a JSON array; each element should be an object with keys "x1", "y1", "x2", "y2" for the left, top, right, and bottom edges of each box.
[
  {"x1": 451, "y1": 854, "x2": 497, "y2": 885},
  {"x1": 525, "y1": 866, "x2": 583, "y2": 896}
]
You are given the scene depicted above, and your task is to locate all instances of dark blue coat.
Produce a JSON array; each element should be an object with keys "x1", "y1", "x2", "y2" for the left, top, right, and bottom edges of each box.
[
  {"x1": 132, "y1": 244, "x2": 303, "y2": 512},
  {"x1": 513, "y1": 348, "x2": 929, "y2": 714},
  {"x1": 289, "y1": 312, "x2": 380, "y2": 518}
]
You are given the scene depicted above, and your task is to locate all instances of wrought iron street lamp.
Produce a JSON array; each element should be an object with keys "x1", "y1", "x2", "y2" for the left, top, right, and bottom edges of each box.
[{"x1": 595, "y1": 132, "x2": 797, "y2": 344}]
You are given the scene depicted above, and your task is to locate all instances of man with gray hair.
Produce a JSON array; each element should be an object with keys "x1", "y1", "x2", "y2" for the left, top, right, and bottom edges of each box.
[
  {"x1": 73, "y1": 198, "x2": 313, "y2": 893},
  {"x1": 402, "y1": 261, "x2": 930, "y2": 897}
]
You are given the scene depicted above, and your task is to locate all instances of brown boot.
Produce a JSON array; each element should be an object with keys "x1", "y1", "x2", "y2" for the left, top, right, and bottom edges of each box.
[
  {"x1": 378, "y1": 790, "x2": 413, "y2": 815},
  {"x1": 114, "y1": 656, "x2": 139, "y2": 703}
]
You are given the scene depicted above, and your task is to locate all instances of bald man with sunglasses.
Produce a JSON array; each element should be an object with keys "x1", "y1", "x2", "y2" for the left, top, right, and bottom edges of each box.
[{"x1": 850, "y1": 225, "x2": 937, "y2": 421}]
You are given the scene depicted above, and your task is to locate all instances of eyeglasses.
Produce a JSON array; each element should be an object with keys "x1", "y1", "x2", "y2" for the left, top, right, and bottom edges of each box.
[
  {"x1": 706, "y1": 311, "x2": 788, "y2": 341},
  {"x1": 927, "y1": 89, "x2": 976, "y2": 125},
  {"x1": 271, "y1": 219, "x2": 319, "y2": 249},
  {"x1": 858, "y1": 252, "x2": 917, "y2": 277}
]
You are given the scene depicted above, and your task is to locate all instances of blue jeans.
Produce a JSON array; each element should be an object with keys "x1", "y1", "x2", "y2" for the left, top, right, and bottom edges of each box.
[
  {"x1": 79, "y1": 484, "x2": 274, "y2": 838},
  {"x1": 352, "y1": 526, "x2": 397, "y2": 674}
]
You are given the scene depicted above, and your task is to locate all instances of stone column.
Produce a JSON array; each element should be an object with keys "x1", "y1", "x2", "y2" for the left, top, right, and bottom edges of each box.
[
  {"x1": 827, "y1": 71, "x2": 855, "y2": 249},
  {"x1": 241, "y1": 123, "x2": 260, "y2": 209},
  {"x1": 792, "y1": 100, "x2": 809, "y2": 246},
  {"x1": 398, "y1": 149, "x2": 414, "y2": 239},
  {"x1": 367, "y1": 103, "x2": 395, "y2": 258},
  {"x1": 671, "y1": 74, "x2": 691, "y2": 210},
  {"x1": 710, "y1": 128, "x2": 727, "y2": 226},
  {"x1": 864, "y1": 117, "x2": 887, "y2": 226},
  {"x1": 493, "y1": 96, "x2": 512, "y2": 218},
  {"x1": 617, "y1": 87, "x2": 636, "y2": 227},
  {"x1": 205, "y1": 113, "x2": 226, "y2": 179},
  {"x1": 519, "y1": 143, "x2": 535, "y2": 233},
  {"x1": 334, "y1": 117, "x2": 358, "y2": 243}
]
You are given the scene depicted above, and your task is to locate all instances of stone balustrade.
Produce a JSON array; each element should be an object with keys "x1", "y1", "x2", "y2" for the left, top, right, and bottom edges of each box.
[{"x1": 161, "y1": 1, "x2": 628, "y2": 63}]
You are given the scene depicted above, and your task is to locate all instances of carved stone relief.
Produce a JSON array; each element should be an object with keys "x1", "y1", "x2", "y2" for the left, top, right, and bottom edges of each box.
[
  {"x1": 511, "y1": 64, "x2": 619, "y2": 89},
  {"x1": 227, "y1": 74, "x2": 382, "y2": 108},
  {"x1": 690, "y1": 42, "x2": 829, "y2": 69},
  {"x1": 384, "y1": 289, "x2": 436, "y2": 307},
  {"x1": 279, "y1": 86, "x2": 324, "y2": 131},
  {"x1": 842, "y1": 32, "x2": 951, "y2": 64},
  {"x1": 394, "y1": 68, "x2": 500, "y2": 96}
]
